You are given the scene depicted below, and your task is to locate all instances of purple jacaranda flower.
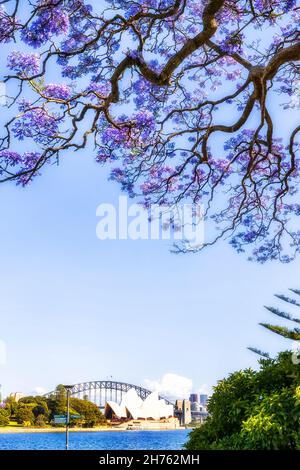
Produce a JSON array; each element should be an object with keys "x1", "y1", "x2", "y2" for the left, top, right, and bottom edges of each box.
[{"x1": 7, "y1": 51, "x2": 40, "y2": 76}]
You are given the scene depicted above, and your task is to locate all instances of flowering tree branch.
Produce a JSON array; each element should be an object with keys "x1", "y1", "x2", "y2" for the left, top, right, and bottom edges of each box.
[{"x1": 0, "y1": 0, "x2": 300, "y2": 262}]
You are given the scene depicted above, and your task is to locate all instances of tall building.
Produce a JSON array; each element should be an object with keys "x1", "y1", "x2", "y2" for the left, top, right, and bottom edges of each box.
[
  {"x1": 191, "y1": 401, "x2": 200, "y2": 412},
  {"x1": 174, "y1": 399, "x2": 183, "y2": 425},
  {"x1": 182, "y1": 399, "x2": 192, "y2": 425},
  {"x1": 175, "y1": 393, "x2": 209, "y2": 426},
  {"x1": 174, "y1": 399, "x2": 192, "y2": 425},
  {"x1": 199, "y1": 394, "x2": 208, "y2": 406},
  {"x1": 9, "y1": 392, "x2": 24, "y2": 402},
  {"x1": 175, "y1": 399, "x2": 183, "y2": 412},
  {"x1": 189, "y1": 393, "x2": 198, "y2": 403}
]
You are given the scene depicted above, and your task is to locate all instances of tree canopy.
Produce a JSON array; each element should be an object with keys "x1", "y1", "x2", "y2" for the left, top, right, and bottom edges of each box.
[
  {"x1": 0, "y1": 387, "x2": 107, "y2": 428},
  {"x1": 1, "y1": 1, "x2": 300, "y2": 261},
  {"x1": 261, "y1": 288, "x2": 300, "y2": 341},
  {"x1": 249, "y1": 288, "x2": 300, "y2": 358},
  {"x1": 185, "y1": 351, "x2": 300, "y2": 450}
]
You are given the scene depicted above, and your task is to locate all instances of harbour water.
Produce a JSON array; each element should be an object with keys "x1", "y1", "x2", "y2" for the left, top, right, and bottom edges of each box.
[{"x1": 0, "y1": 430, "x2": 190, "y2": 450}]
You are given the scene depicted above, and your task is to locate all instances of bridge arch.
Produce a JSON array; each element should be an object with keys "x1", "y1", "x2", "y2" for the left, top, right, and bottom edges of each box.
[{"x1": 44, "y1": 381, "x2": 174, "y2": 408}]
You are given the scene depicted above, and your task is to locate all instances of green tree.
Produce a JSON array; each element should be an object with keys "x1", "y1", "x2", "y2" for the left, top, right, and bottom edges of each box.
[
  {"x1": 4, "y1": 396, "x2": 19, "y2": 418},
  {"x1": 34, "y1": 414, "x2": 48, "y2": 427},
  {"x1": 15, "y1": 405, "x2": 35, "y2": 426},
  {"x1": 15, "y1": 387, "x2": 107, "y2": 428},
  {"x1": 19, "y1": 396, "x2": 49, "y2": 419},
  {"x1": 70, "y1": 397, "x2": 107, "y2": 428},
  {"x1": 249, "y1": 289, "x2": 300, "y2": 359},
  {"x1": 185, "y1": 352, "x2": 300, "y2": 450},
  {"x1": 261, "y1": 289, "x2": 300, "y2": 341},
  {"x1": 0, "y1": 408, "x2": 10, "y2": 426},
  {"x1": 47, "y1": 384, "x2": 67, "y2": 418},
  {"x1": 19, "y1": 396, "x2": 37, "y2": 404},
  {"x1": 32, "y1": 402, "x2": 49, "y2": 419}
]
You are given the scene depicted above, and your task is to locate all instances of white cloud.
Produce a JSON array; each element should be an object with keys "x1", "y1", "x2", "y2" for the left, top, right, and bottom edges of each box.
[
  {"x1": 144, "y1": 373, "x2": 193, "y2": 399},
  {"x1": 198, "y1": 383, "x2": 211, "y2": 395},
  {"x1": 32, "y1": 386, "x2": 46, "y2": 396}
]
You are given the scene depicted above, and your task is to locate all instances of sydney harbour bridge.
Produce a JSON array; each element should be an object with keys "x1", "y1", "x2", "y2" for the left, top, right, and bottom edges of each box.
[{"x1": 44, "y1": 380, "x2": 174, "y2": 409}]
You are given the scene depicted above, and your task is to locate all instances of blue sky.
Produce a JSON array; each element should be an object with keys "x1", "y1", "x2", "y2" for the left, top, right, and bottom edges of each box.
[
  {"x1": 0, "y1": 0, "x2": 299, "y2": 401},
  {"x1": 0, "y1": 146, "x2": 299, "y2": 399}
]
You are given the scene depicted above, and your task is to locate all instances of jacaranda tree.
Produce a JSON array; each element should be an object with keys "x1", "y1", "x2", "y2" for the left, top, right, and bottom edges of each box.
[{"x1": 0, "y1": 0, "x2": 300, "y2": 261}]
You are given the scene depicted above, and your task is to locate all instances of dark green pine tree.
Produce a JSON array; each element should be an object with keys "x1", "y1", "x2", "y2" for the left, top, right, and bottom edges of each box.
[
  {"x1": 247, "y1": 347, "x2": 270, "y2": 358},
  {"x1": 262, "y1": 289, "x2": 300, "y2": 341},
  {"x1": 249, "y1": 289, "x2": 300, "y2": 358}
]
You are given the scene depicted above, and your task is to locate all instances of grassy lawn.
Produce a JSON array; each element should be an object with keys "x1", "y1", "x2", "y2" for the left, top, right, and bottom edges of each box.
[{"x1": 8, "y1": 421, "x2": 24, "y2": 427}]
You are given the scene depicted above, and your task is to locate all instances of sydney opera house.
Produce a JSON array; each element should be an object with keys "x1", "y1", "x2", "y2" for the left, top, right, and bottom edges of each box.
[{"x1": 104, "y1": 389, "x2": 174, "y2": 421}]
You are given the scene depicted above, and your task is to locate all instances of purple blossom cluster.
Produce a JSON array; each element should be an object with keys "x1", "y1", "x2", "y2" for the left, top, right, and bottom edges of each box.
[
  {"x1": 107, "y1": 0, "x2": 176, "y2": 19},
  {"x1": 96, "y1": 148, "x2": 118, "y2": 165},
  {"x1": 60, "y1": 53, "x2": 104, "y2": 80},
  {"x1": 101, "y1": 125, "x2": 131, "y2": 146},
  {"x1": 100, "y1": 110, "x2": 155, "y2": 151},
  {"x1": 0, "y1": 5, "x2": 18, "y2": 42},
  {"x1": 218, "y1": 27, "x2": 245, "y2": 54},
  {"x1": 109, "y1": 167, "x2": 135, "y2": 196},
  {"x1": 17, "y1": 99, "x2": 33, "y2": 112},
  {"x1": 0, "y1": 150, "x2": 42, "y2": 185},
  {"x1": 65, "y1": 0, "x2": 93, "y2": 17},
  {"x1": 140, "y1": 165, "x2": 175, "y2": 195},
  {"x1": 0, "y1": 150, "x2": 23, "y2": 166},
  {"x1": 43, "y1": 83, "x2": 72, "y2": 100},
  {"x1": 134, "y1": 109, "x2": 155, "y2": 138},
  {"x1": 12, "y1": 108, "x2": 59, "y2": 145},
  {"x1": 7, "y1": 51, "x2": 40, "y2": 76},
  {"x1": 21, "y1": 151, "x2": 41, "y2": 170},
  {"x1": 132, "y1": 77, "x2": 162, "y2": 111},
  {"x1": 253, "y1": 0, "x2": 296, "y2": 14},
  {"x1": 86, "y1": 82, "x2": 111, "y2": 101},
  {"x1": 21, "y1": 5, "x2": 69, "y2": 48}
]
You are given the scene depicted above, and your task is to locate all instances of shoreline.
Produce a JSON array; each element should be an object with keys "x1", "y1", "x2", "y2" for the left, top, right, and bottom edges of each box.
[{"x1": 0, "y1": 426, "x2": 187, "y2": 434}]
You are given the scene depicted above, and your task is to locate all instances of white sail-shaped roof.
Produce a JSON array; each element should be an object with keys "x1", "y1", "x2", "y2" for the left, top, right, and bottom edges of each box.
[
  {"x1": 159, "y1": 400, "x2": 173, "y2": 418},
  {"x1": 105, "y1": 401, "x2": 127, "y2": 418},
  {"x1": 104, "y1": 388, "x2": 174, "y2": 420},
  {"x1": 120, "y1": 389, "x2": 144, "y2": 419},
  {"x1": 141, "y1": 391, "x2": 160, "y2": 420}
]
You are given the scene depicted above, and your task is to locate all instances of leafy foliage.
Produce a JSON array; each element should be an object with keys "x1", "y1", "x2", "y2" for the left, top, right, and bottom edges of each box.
[
  {"x1": 15, "y1": 405, "x2": 35, "y2": 426},
  {"x1": 0, "y1": 408, "x2": 10, "y2": 426},
  {"x1": 185, "y1": 352, "x2": 300, "y2": 450},
  {"x1": 2, "y1": 384, "x2": 107, "y2": 428},
  {"x1": 34, "y1": 414, "x2": 48, "y2": 427},
  {"x1": 249, "y1": 288, "x2": 300, "y2": 357},
  {"x1": 261, "y1": 289, "x2": 300, "y2": 341},
  {"x1": 70, "y1": 397, "x2": 107, "y2": 427}
]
